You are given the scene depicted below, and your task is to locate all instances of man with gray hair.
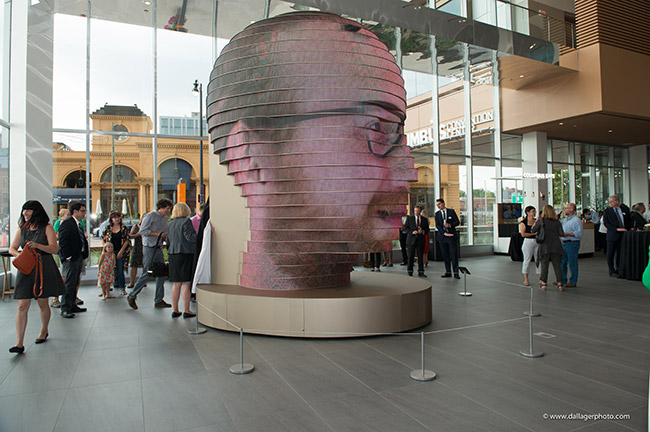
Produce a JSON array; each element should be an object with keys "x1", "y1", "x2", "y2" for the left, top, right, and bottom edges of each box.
[
  {"x1": 561, "y1": 203, "x2": 582, "y2": 287},
  {"x1": 602, "y1": 194, "x2": 630, "y2": 277}
]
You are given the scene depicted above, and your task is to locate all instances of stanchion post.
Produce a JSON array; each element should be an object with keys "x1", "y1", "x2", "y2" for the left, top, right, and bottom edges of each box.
[
  {"x1": 523, "y1": 281, "x2": 540, "y2": 317},
  {"x1": 410, "y1": 332, "x2": 436, "y2": 381},
  {"x1": 230, "y1": 328, "x2": 255, "y2": 375},
  {"x1": 520, "y1": 287, "x2": 543, "y2": 358},
  {"x1": 458, "y1": 266, "x2": 472, "y2": 296},
  {"x1": 187, "y1": 310, "x2": 207, "y2": 335}
]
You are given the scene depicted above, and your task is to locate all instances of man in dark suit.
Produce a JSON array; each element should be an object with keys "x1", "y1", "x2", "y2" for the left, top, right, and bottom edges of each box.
[
  {"x1": 602, "y1": 194, "x2": 630, "y2": 277},
  {"x1": 403, "y1": 205, "x2": 429, "y2": 277},
  {"x1": 399, "y1": 215, "x2": 408, "y2": 266},
  {"x1": 58, "y1": 200, "x2": 89, "y2": 318},
  {"x1": 435, "y1": 198, "x2": 460, "y2": 279}
]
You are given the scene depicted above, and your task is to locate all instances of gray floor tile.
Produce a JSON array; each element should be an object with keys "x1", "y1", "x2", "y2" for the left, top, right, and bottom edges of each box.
[
  {"x1": 179, "y1": 420, "x2": 239, "y2": 432},
  {"x1": 139, "y1": 340, "x2": 206, "y2": 379},
  {"x1": 266, "y1": 352, "x2": 374, "y2": 406},
  {"x1": 381, "y1": 382, "x2": 530, "y2": 432},
  {"x1": 311, "y1": 393, "x2": 430, "y2": 432},
  {"x1": 232, "y1": 406, "x2": 333, "y2": 432},
  {"x1": 0, "y1": 389, "x2": 67, "y2": 432},
  {"x1": 70, "y1": 346, "x2": 140, "y2": 388},
  {"x1": 142, "y1": 370, "x2": 232, "y2": 432},
  {"x1": 209, "y1": 364, "x2": 310, "y2": 423},
  {"x1": 0, "y1": 351, "x2": 79, "y2": 396},
  {"x1": 54, "y1": 380, "x2": 144, "y2": 432}
]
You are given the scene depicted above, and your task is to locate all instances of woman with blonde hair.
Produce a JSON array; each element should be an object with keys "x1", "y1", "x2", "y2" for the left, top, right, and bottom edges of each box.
[
  {"x1": 166, "y1": 202, "x2": 197, "y2": 318},
  {"x1": 532, "y1": 205, "x2": 565, "y2": 291}
]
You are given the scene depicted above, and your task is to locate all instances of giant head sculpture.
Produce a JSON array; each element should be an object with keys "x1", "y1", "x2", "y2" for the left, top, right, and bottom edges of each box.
[{"x1": 208, "y1": 12, "x2": 416, "y2": 290}]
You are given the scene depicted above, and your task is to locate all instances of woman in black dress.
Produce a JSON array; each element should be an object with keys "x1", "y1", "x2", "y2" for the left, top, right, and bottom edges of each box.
[
  {"x1": 166, "y1": 202, "x2": 197, "y2": 318},
  {"x1": 8, "y1": 200, "x2": 66, "y2": 354}
]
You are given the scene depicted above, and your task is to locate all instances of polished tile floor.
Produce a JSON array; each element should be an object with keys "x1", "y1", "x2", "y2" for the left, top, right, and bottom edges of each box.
[{"x1": 0, "y1": 254, "x2": 648, "y2": 432}]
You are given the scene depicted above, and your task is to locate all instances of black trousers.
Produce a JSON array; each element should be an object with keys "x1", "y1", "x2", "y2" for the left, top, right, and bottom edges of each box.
[
  {"x1": 440, "y1": 235, "x2": 459, "y2": 274},
  {"x1": 407, "y1": 236, "x2": 425, "y2": 273},
  {"x1": 61, "y1": 257, "x2": 82, "y2": 313},
  {"x1": 606, "y1": 239, "x2": 622, "y2": 275},
  {"x1": 399, "y1": 230, "x2": 408, "y2": 264},
  {"x1": 369, "y1": 252, "x2": 381, "y2": 268}
]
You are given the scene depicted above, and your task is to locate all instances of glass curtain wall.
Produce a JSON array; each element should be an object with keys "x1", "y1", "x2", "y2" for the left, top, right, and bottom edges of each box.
[
  {"x1": 549, "y1": 139, "x2": 628, "y2": 215},
  {"x1": 1, "y1": 1, "x2": 10, "y2": 247},
  {"x1": 52, "y1": 1, "x2": 217, "y2": 253}
]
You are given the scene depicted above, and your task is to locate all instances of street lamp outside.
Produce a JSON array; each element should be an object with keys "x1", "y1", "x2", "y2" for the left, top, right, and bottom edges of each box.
[{"x1": 192, "y1": 79, "x2": 205, "y2": 205}]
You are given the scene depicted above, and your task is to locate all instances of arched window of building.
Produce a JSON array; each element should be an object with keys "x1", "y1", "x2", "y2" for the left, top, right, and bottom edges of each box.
[
  {"x1": 100, "y1": 165, "x2": 137, "y2": 183},
  {"x1": 63, "y1": 170, "x2": 89, "y2": 188},
  {"x1": 158, "y1": 158, "x2": 196, "y2": 209}
]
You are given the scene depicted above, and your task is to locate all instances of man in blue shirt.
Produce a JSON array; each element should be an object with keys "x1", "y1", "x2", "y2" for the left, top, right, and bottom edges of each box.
[{"x1": 561, "y1": 203, "x2": 583, "y2": 287}]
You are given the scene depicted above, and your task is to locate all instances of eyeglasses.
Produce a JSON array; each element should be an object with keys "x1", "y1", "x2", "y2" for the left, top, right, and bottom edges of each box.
[{"x1": 213, "y1": 105, "x2": 405, "y2": 159}]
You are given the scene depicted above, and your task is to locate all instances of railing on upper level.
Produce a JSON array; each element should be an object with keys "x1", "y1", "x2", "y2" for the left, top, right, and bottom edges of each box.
[{"x1": 403, "y1": 0, "x2": 576, "y2": 50}]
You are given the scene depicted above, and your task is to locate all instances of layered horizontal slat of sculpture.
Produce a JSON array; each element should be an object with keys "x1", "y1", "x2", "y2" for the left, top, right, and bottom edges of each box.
[{"x1": 208, "y1": 12, "x2": 417, "y2": 290}]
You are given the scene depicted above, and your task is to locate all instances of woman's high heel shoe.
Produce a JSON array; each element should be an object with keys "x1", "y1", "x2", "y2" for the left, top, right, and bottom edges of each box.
[
  {"x1": 557, "y1": 284, "x2": 564, "y2": 292},
  {"x1": 35, "y1": 333, "x2": 49, "y2": 344},
  {"x1": 539, "y1": 282, "x2": 547, "y2": 291},
  {"x1": 9, "y1": 346, "x2": 25, "y2": 354}
]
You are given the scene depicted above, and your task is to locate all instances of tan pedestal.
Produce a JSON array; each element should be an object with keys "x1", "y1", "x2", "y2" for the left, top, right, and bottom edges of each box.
[{"x1": 196, "y1": 272, "x2": 432, "y2": 338}]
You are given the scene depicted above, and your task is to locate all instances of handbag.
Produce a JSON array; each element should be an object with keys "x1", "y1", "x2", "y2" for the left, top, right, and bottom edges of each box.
[
  {"x1": 13, "y1": 243, "x2": 38, "y2": 275},
  {"x1": 147, "y1": 233, "x2": 168, "y2": 277},
  {"x1": 535, "y1": 219, "x2": 545, "y2": 244}
]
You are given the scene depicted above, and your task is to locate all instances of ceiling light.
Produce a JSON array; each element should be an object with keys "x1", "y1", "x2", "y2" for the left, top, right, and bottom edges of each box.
[
  {"x1": 559, "y1": 122, "x2": 564, "y2": 125},
  {"x1": 608, "y1": 129, "x2": 613, "y2": 133},
  {"x1": 519, "y1": 75, "x2": 525, "y2": 78},
  {"x1": 143, "y1": 0, "x2": 151, "y2": 5}
]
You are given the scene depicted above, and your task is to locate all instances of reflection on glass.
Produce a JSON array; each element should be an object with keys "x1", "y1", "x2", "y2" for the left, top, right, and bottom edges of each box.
[
  {"x1": 53, "y1": 14, "x2": 87, "y2": 129},
  {"x1": 551, "y1": 140, "x2": 569, "y2": 162},
  {"x1": 472, "y1": 161, "x2": 495, "y2": 244},
  {"x1": 440, "y1": 155, "x2": 467, "y2": 244},
  {"x1": 502, "y1": 134, "x2": 522, "y2": 160},
  {"x1": 0, "y1": 1, "x2": 8, "y2": 122},
  {"x1": 0, "y1": 127, "x2": 8, "y2": 247},
  {"x1": 595, "y1": 167, "x2": 609, "y2": 211},
  {"x1": 552, "y1": 164, "x2": 569, "y2": 208},
  {"x1": 90, "y1": 18, "x2": 153, "y2": 126}
]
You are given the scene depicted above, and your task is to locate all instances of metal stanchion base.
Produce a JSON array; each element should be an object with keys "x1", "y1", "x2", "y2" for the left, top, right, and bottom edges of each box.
[
  {"x1": 519, "y1": 350, "x2": 544, "y2": 358},
  {"x1": 230, "y1": 364, "x2": 255, "y2": 375},
  {"x1": 188, "y1": 328, "x2": 207, "y2": 335},
  {"x1": 458, "y1": 292, "x2": 472, "y2": 296},
  {"x1": 410, "y1": 370, "x2": 436, "y2": 381},
  {"x1": 523, "y1": 311, "x2": 541, "y2": 317}
]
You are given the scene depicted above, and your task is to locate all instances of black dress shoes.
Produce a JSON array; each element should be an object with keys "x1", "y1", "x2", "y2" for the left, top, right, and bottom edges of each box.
[
  {"x1": 71, "y1": 306, "x2": 87, "y2": 313},
  {"x1": 171, "y1": 312, "x2": 182, "y2": 318},
  {"x1": 60, "y1": 311, "x2": 75, "y2": 318},
  {"x1": 418, "y1": 272, "x2": 427, "y2": 278},
  {"x1": 441, "y1": 273, "x2": 452, "y2": 278},
  {"x1": 9, "y1": 346, "x2": 25, "y2": 354},
  {"x1": 183, "y1": 312, "x2": 196, "y2": 319},
  {"x1": 454, "y1": 274, "x2": 461, "y2": 279},
  {"x1": 408, "y1": 271, "x2": 413, "y2": 276}
]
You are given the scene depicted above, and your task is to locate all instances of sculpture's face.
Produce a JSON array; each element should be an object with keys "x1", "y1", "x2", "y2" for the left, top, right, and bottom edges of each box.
[{"x1": 209, "y1": 12, "x2": 416, "y2": 289}]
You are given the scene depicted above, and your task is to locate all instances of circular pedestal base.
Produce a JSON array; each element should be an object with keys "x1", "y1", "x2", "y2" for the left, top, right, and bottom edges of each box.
[
  {"x1": 410, "y1": 370, "x2": 437, "y2": 381},
  {"x1": 458, "y1": 292, "x2": 472, "y2": 296},
  {"x1": 196, "y1": 272, "x2": 432, "y2": 338},
  {"x1": 230, "y1": 363, "x2": 255, "y2": 374},
  {"x1": 519, "y1": 350, "x2": 544, "y2": 358}
]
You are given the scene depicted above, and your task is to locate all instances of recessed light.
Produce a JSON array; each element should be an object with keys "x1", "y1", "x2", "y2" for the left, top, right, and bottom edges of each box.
[
  {"x1": 519, "y1": 75, "x2": 525, "y2": 78},
  {"x1": 559, "y1": 122, "x2": 564, "y2": 125},
  {"x1": 608, "y1": 130, "x2": 613, "y2": 133},
  {"x1": 573, "y1": 125, "x2": 577, "y2": 127},
  {"x1": 143, "y1": 0, "x2": 151, "y2": 5}
]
